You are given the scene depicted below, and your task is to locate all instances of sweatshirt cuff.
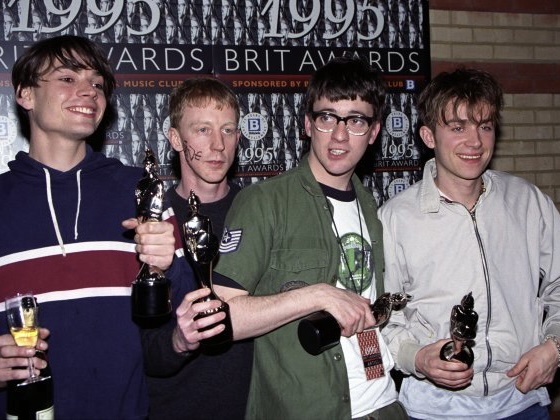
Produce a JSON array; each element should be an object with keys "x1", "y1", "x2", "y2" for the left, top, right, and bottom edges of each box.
[
  {"x1": 544, "y1": 326, "x2": 560, "y2": 340},
  {"x1": 398, "y1": 339, "x2": 426, "y2": 378}
]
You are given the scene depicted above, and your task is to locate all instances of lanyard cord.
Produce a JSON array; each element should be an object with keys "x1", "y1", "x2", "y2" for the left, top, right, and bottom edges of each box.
[{"x1": 324, "y1": 193, "x2": 365, "y2": 296}]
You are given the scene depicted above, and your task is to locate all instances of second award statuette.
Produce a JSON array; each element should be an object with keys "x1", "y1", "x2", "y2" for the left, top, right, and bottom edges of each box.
[
  {"x1": 184, "y1": 190, "x2": 233, "y2": 347},
  {"x1": 131, "y1": 149, "x2": 172, "y2": 323},
  {"x1": 298, "y1": 292, "x2": 411, "y2": 355}
]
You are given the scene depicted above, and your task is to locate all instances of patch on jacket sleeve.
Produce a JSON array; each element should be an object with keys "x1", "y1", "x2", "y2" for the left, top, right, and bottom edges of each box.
[{"x1": 219, "y1": 227, "x2": 242, "y2": 254}]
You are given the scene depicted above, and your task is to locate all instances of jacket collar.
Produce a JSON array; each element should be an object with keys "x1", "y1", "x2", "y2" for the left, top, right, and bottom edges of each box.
[
  {"x1": 296, "y1": 153, "x2": 368, "y2": 203},
  {"x1": 419, "y1": 158, "x2": 493, "y2": 213}
]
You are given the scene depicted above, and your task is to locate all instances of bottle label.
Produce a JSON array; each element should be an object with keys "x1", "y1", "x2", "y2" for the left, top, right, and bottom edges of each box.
[
  {"x1": 37, "y1": 405, "x2": 54, "y2": 420},
  {"x1": 6, "y1": 405, "x2": 54, "y2": 420}
]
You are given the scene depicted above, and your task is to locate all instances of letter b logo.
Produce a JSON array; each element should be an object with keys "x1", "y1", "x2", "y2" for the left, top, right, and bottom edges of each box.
[{"x1": 248, "y1": 118, "x2": 261, "y2": 133}]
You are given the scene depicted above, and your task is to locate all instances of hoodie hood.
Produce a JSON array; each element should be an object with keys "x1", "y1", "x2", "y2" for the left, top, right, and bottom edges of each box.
[
  {"x1": 8, "y1": 146, "x2": 140, "y2": 256},
  {"x1": 8, "y1": 145, "x2": 122, "y2": 183}
]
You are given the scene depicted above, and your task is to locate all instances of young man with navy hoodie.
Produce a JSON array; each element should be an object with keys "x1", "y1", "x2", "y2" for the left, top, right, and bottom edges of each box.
[{"x1": 0, "y1": 35, "x2": 191, "y2": 419}]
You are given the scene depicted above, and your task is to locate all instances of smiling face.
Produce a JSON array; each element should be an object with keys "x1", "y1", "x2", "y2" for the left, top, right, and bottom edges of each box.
[
  {"x1": 246, "y1": 0, "x2": 254, "y2": 18},
  {"x1": 117, "y1": 106, "x2": 128, "y2": 131},
  {"x1": 234, "y1": 18, "x2": 243, "y2": 42},
  {"x1": 192, "y1": 17, "x2": 201, "y2": 41},
  {"x1": 169, "y1": 101, "x2": 240, "y2": 187},
  {"x1": 166, "y1": 16, "x2": 176, "y2": 41},
  {"x1": 16, "y1": 59, "x2": 106, "y2": 144},
  {"x1": 388, "y1": 22, "x2": 397, "y2": 46},
  {"x1": 305, "y1": 97, "x2": 380, "y2": 190},
  {"x1": 143, "y1": 107, "x2": 154, "y2": 131},
  {"x1": 4, "y1": 12, "x2": 13, "y2": 38},
  {"x1": 420, "y1": 100, "x2": 495, "y2": 192},
  {"x1": 177, "y1": 0, "x2": 187, "y2": 18},
  {"x1": 257, "y1": 19, "x2": 266, "y2": 42},
  {"x1": 114, "y1": 17, "x2": 124, "y2": 40}
]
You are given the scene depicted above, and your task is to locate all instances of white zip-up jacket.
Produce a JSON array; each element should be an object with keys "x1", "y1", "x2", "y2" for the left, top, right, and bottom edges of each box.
[{"x1": 379, "y1": 158, "x2": 560, "y2": 418}]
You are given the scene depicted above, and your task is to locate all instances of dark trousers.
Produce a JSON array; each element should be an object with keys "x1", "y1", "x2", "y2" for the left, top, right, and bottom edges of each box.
[{"x1": 353, "y1": 401, "x2": 409, "y2": 420}]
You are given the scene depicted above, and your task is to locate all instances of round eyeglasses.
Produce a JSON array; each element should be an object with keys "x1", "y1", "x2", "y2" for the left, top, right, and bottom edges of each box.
[{"x1": 310, "y1": 111, "x2": 375, "y2": 136}]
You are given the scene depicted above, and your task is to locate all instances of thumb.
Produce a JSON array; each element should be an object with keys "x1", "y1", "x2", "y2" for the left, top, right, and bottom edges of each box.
[
  {"x1": 122, "y1": 218, "x2": 140, "y2": 229},
  {"x1": 506, "y1": 360, "x2": 526, "y2": 378}
]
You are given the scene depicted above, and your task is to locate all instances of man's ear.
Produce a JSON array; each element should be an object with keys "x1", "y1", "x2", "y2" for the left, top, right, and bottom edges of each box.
[
  {"x1": 15, "y1": 86, "x2": 33, "y2": 111},
  {"x1": 167, "y1": 127, "x2": 184, "y2": 152},
  {"x1": 419, "y1": 125, "x2": 436, "y2": 149},
  {"x1": 368, "y1": 121, "x2": 381, "y2": 145},
  {"x1": 304, "y1": 113, "x2": 313, "y2": 138}
]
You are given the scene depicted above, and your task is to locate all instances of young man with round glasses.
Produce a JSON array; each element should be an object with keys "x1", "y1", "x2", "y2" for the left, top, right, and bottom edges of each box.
[{"x1": 183, "y1": 57, "x2": 407, "y2": 419}]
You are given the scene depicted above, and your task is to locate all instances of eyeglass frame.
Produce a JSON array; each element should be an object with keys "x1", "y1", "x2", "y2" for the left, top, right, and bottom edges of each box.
[{"x1": 309, "y1": 111, "x2": 376, "y2": 136}]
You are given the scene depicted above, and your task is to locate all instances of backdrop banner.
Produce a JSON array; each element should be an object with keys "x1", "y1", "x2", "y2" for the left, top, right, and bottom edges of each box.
[{"x1": 0, "y1": 0, "x2": 430, "y2": 204}]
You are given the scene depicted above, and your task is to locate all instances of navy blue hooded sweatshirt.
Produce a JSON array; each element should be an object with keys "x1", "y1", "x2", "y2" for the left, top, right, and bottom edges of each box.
[{"x1": 0, "y1": 147, "x2": 192, "y2": 419}]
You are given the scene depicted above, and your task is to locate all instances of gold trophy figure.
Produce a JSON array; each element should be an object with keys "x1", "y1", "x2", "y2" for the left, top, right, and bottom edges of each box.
[{"x1": 131, "y1": 149, "x2": 172, "y2": 323}]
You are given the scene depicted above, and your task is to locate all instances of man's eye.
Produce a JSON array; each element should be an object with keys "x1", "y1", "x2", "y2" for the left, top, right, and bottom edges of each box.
[{"x1": 349, "y1": 117, "x2": 366, "y2": 126}]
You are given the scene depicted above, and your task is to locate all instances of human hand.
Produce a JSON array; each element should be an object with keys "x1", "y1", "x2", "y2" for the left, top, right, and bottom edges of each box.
[
  {"x1": 172, "y1": 288, "x2": 227, "y2": 353},
  {"x1": 506, "y1": 340, "x2": 558, "y2": 393},
  {"x1": 415, "y1": 339, "x2": 473, "y2": 389},
  {"x1": 313, "y1": 284, "x2": 374, "y2": 337},
  {"x1": 0, "y1": 329, "x2": 49, "y2": 385},
  {"x1": 122, "y1": 218, "x2": 175, "y2": 271}
]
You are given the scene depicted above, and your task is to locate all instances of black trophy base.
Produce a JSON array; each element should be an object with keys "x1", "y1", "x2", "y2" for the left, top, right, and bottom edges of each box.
[
  {"x1": 194, "y1": 301, "x2": 234, "y2": 349},
  {"x1": 131, "y1": 280, "x2": 172, "y2": 327},
  {"x1": 298, "y1": 311, "x2": 341, "y2": 356},
  {"x1": 439, "y1": 340, "x2": 474, "y2": 367}
]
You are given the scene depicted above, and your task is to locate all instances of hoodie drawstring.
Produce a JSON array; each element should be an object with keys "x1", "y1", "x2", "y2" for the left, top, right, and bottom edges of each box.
[
  {"x1": 43, "y1": 168, "x2": 83, "y2": 256},
  {"x1": 74, "y1": 170, "x2": 82, "y2": 240}
]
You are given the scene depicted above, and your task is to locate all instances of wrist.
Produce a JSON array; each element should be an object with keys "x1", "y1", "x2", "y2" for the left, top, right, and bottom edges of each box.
[
  {"x1": 171, "y1": 327, "x2": 187, "y2": 353},
  {"x1": 172, "y1": 327, "x2": 197, "y2": 358},
  {"x1": 544, "y1": 335, "x2": 560, "y2": 367}
]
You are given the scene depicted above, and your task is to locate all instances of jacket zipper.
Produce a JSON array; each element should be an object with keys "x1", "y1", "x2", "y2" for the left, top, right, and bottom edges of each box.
[{"x1": 470, "y1": 210, "x2": 491, "y2": 396}]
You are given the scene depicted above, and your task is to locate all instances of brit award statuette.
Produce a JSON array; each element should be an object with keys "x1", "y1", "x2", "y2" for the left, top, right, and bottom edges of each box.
[
  {"x1": 184, "y1": 190, "x2": 233, "y2": 347},
  {"x1": 298, "y1": 292, "x2": 411, "y2": 355},
  {"x1": 131, "y1": 149, "x2": 172, "y2": 322},
  {"x1": 439, "y1": 292, "x2": 478, "y2": 367}
]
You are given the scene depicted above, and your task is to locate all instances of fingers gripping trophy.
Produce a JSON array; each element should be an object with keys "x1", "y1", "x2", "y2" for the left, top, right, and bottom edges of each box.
[
  {"x1": 131, "y1": 149, "x2": 172, "y2": 322},
  {"x1": 184, "y1": 190, "x2": 233, "y2": 347},
  {"x1": 298, "y1": 292, "x2": 411, "y2": 355},
  {"x1": 440, "y1": 292, "x2": 478, "y2": 367}
]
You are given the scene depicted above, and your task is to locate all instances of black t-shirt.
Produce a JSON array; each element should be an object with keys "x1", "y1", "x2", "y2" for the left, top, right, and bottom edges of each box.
[{"x1": 146, "y1": 182, "x2": 253, "y2": 420}]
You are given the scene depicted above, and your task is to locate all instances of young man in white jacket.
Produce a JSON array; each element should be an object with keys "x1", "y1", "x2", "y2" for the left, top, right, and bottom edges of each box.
[{"x1": 379, "y1": 67, "x2": 560, "y2": 419}]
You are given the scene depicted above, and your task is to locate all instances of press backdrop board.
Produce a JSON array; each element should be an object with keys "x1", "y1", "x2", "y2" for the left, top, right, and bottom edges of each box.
[{"x1": 0, "y1": 0, "x2": 431, "y2": 203}]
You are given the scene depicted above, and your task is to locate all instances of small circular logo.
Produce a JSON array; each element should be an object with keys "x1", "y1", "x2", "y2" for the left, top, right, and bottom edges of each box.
[
  {"x1": 385, "y1": 111, "x2": 410, "y2": 138},
  {"x1": 0, "y1": 115, "x2": 17, "y2": 147},
  {"x1": 241, "y1": 112, "x2": 268, "y2": 141},
  {"x1": 387, "y1": 178, "x2": 409, "y2": 199}
]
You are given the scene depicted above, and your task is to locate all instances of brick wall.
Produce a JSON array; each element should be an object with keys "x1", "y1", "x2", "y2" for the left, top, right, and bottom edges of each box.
[{"x1": 427, "y1": 1, "x2": 560, "y2": 209}]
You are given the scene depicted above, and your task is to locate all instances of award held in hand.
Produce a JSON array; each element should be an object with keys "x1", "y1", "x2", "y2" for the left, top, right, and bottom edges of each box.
[
  {"x1": 184, "y1": 190, "x2": 233, "y2": 347},
  {"x1": 131, "y1": 149, "x2": 172, "y2": 323},
  {"x1": 298, "y1": 292, "x2": 411, "y2": 356},
  {"x1": 439, "y1": 292, "x2": 478, "y2": 367}
]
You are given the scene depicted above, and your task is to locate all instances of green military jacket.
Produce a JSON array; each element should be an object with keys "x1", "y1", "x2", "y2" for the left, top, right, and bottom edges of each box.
[{"x1": 216, "y1": 155, "x2": 384, "y2": 420}]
